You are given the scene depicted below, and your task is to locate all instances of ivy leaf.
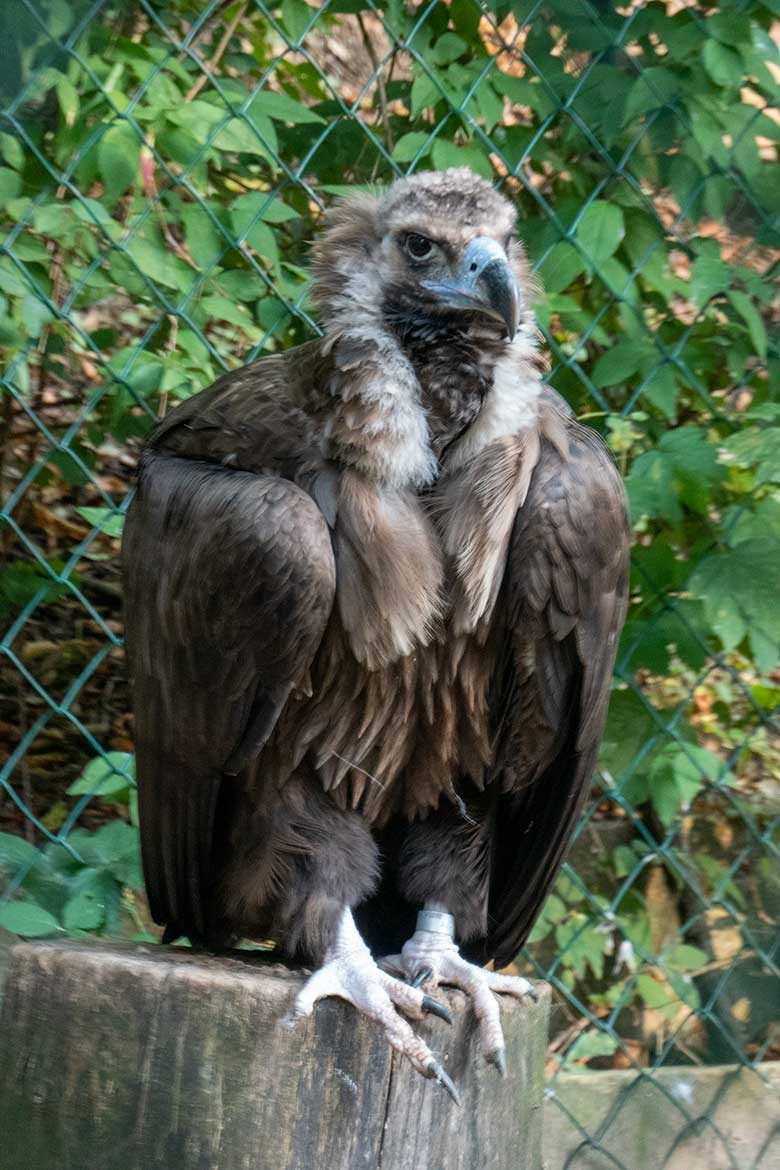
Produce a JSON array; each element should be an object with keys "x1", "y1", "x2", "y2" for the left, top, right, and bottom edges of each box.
[
  {"x1": 576, "y1": 201, "x2": 625, "y2": 263},
  {"x1": 0, "y1": 901, "x2": 62, "y2": 937}
]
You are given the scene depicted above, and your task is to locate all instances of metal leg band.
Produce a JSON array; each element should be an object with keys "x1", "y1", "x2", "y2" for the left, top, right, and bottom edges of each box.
[{"x1": 415, "y1": 908, "x2": 455, "y2": 937}]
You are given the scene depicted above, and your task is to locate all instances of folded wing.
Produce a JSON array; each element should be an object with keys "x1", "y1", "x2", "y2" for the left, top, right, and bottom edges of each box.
[
  {"x1": 485, "y1": 424, "x2": 630, "y2": 968},
  {"x1": 122, "y1": 451, "x2": 336, "y2": 937}
]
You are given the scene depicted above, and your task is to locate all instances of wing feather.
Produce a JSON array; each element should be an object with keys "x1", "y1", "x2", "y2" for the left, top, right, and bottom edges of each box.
[
  {"x1": 484, "y1": 424, "x2": 629, "y2": 968},
  {"x1": 122, "y1": 450, "x2": 336, "y2": 937}
]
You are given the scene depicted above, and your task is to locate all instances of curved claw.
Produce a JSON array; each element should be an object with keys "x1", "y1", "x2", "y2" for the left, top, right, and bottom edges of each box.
[
  {"x1": 410, "y1": 966, "x2": 433, "y2": 989},
  {"x1": 422, "y1": 994, "x2": 453, "y2": 1025},
  {"x1": 425, "y1": 1059, "x2": 461, "y2": 1106},
  {"x1": 485, "y1": 1045, "x2": 507, "y2": 1078}
]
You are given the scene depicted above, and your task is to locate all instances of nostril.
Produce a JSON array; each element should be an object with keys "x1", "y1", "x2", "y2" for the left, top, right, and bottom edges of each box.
[{"x1": 470, "y1": 262, "x2": 478, "y2": 272}]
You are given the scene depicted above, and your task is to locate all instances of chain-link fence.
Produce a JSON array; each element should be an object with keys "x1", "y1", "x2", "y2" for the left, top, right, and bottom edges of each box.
[{"x1": 1, "y1": 1, "x2": 779, "y2": 1165}]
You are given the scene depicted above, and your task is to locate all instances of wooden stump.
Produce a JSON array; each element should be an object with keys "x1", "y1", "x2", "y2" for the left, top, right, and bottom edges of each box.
[{"x1": 0, "y1": 939, "x2": 549, "y2": 1170}]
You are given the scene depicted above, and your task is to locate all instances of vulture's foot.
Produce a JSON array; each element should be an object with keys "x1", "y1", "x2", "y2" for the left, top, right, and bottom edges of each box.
[
  {"x1": 384, "y1": 910, "x2": 537, "y2": 1077},
  {"x1": 285, "y1": 909, "x2": 459, "y2": 1103}
]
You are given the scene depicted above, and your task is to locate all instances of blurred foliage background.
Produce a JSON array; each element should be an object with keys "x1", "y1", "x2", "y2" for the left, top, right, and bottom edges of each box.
[{"x1": 0, "y1": 0, "x2": 778, "y2": 1128}]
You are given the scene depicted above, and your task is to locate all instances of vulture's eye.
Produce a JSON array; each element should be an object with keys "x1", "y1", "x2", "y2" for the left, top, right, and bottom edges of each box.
[{"x1": 405, "y1": 233, "x2": 433, "y2": 260}]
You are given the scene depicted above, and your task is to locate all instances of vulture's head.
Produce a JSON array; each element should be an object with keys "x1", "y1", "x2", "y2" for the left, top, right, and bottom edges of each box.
[{"x1": 312, "y1": 168, "x2": 532, "y2": 347}]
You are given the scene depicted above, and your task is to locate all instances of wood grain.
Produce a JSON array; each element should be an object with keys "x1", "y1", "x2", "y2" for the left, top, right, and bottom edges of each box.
[{"x1": 0, "y1": 939, "x2": 548, "y2": 1170}]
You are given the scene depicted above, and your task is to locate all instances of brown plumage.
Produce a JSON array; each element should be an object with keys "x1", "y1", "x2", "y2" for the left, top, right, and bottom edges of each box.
[{"x1": 123, "y1": 169, "x2": 629, "y2": 1061}]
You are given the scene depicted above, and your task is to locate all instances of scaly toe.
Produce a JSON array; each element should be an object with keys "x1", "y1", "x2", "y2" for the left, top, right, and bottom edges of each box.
[{"x1": 485, "y1": 970, "x2": 537, "y2": 1000}]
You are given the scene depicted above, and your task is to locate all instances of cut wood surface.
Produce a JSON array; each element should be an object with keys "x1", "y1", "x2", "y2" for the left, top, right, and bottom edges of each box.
[{"x1": 0, "y1": 939, "x2": 549, "y2": 1170}]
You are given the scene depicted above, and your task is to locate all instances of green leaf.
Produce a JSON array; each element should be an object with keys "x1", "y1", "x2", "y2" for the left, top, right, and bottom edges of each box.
[
  {"x1": 67, "y1": 752, "x2": 134, "y2": 798},
  {"x1": 576, "y1": 201, "x2": 625, "y2": 263},
  {"x1": 566, "y1": 1031, "x2": 618, "y2": 1065},
  {"x1": 181, "y1": 202, "x2": 224, "y2": 270},
  {"x1": 722, "y1": 426, "x2": 780, "y2": 486},
  {"x1": 410, "y1": 73, "x2": 441, "y2": 118},
  {"x1": 56, "y1": 74, "x2": 79, "y2": 126},
  {"x1": 429, "y1": 32, "x2": 467, "y2": 65},
  {"x1": 125, "y1": 236, "x2": 195, "y2": 293},
  {"x1": 727, "y1": 290, "x2": 768, "y2": 359},
  {"x1": 282, "y1": 0, "x2": 315, "y2": 42},
  {"x1": 0, "y1": 832, "x2": 40, "y2": 873},
  {"x1": 76, "y1": 507, "x2": 125, "y2": 538},
  {"x1": 649, "y1": 743, "x2": 729, "y2": 825},
  {"x1": 430, "y1": 139, "x2": 492, "y2": 179},
  {"x1": 636, "y1": 973, "x2": 677, "y2": 1018},
  {"x1": 63, "y1": 887, "x2": 105, "y2": 931},
  {"x1": 641, "y1": 366, "x2": 678, "y2": 420},
  {"x1": 702, "y1": 40, "x2": 744, "y2": 89},
  {"x1": 663, "y1": 944, "x2": 709, "y2": 971},
  {"x1": 689, "y1": 254, "x2": 730, "y2": 306},
  {"x1": 167, "y1": 100, "x2": 226, "y2": 138},
  {"x1": 260, "y1": 199, "x2": 301, "y2": 224},
  {"x1": 252, "y1": 89, "x2": 324, "y2": 125},
  {"x1": 537, "y1": 242, "x2": 587, "y2": 295},
  {"x1": 0, "y1": 901, "x2": 61, "y2": 937},
  {"x1": 212, "y1": 118, "x2": 268, "y2": 155},
  {"x1": 0, "y1": 167, "x2": 21, "y2": 203},
  {"x1": 97, "y1": 123, "x2": 139, "y2": 206},
  {"x1": 591, "y1": 343, "x2": 645, "y2": 389},
  {"x1": 200, "y1": 295, "x2": 255, "y2": 328},
  {"x1": 690, "y1": 539, "x2": 780, "y2": 670},
  {"x1": 627, "y1": 427, "x2": 724, "y2": 523},
  {"x1": 392, "y1": 132, "x2": 431, "y2": 163},
  {"x1": 598, "y1": 688, "x2": 657, "y2": 782},
  {"x1": 0, "y1": 131, "x2": 24, "y2": 170},
  {"x1": 623, "y1": 67, "x2": 679, "y2": 122}
]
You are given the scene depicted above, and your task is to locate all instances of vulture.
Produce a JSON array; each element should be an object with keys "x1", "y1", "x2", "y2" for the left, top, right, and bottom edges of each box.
[{"x1": 123, "y1": 168, "x2": 629, "y2": 1100}]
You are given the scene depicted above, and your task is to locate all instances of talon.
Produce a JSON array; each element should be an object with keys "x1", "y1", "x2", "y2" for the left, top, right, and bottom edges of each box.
[
  {"x1": 485, "y1": 1045, "x2": 506, "y2": 1077},
  {"x1": 411, "y1": 966, "x2": 433, "y2": 989},
  {"x1": 422, "y1": 995, "x2": 452, "y2": 1024},
  {"x1": 425, "y1": 1059, "x2": 461, "y2": 1105}
]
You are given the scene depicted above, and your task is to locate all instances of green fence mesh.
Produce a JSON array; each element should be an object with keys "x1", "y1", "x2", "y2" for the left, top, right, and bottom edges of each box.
[{"x1": 1, "y1": 1, "x2": 779, "y2": 1165}]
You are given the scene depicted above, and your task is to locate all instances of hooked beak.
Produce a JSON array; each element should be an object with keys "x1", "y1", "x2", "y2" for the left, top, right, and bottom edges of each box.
[{"x1": 421, "y1": 236, "x2": 521, "y2": 340}]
